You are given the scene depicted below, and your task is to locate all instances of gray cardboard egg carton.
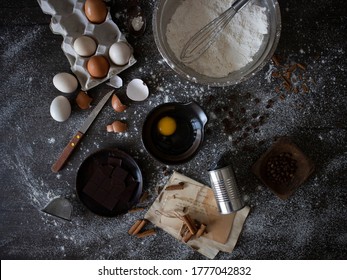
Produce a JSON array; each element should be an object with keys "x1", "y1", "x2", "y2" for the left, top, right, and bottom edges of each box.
[{"x1": 38, "y1": 0, "x2": 136, "y2": 91}]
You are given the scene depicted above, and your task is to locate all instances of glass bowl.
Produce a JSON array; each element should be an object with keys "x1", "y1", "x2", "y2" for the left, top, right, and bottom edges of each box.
[{"x1": 152, "y1": 0, "x2": 281, "y2": 87}]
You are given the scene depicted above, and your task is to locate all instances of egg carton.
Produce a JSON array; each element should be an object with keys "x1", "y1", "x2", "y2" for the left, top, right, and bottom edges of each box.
[{"x1": 38, "y1": 0, "x2": 136, "y2": 91}]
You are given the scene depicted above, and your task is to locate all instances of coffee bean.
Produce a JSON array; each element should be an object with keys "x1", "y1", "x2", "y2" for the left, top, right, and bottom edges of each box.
[{"x1": 266, "y1": 152, "x2": 298, "y2": 183}]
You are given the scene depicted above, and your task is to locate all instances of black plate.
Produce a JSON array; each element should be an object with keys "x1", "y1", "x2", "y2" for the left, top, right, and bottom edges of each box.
[
  {"x1": 142, "y1": 101, "x2": 208, "y2": 165},
  {"x1": 76, "y1": 148, "x2": 143, "y2": 216}
]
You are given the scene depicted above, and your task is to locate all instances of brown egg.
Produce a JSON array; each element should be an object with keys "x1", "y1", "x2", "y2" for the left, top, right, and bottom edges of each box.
[
  {"x1": 87, "y1": 55, "x2": 109, "y2": 79},
  {"x1": 84, "y1": 0, "x2": 108, "y2": 24}
]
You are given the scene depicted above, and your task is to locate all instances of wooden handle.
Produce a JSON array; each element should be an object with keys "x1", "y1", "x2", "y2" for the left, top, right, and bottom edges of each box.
[{"x1": 51, "y1": 131, "x2": 84, "y2": 173}]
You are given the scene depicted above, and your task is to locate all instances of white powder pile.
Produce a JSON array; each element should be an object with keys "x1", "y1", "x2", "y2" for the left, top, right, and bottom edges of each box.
[{"x1": 166, "y1": 0, "x2": 268, "y2": 77}]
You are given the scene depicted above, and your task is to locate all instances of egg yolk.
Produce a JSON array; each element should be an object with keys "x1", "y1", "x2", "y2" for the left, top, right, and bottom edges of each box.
[{"x1": 157, "y1": 116, "x2": 177, "y2": 136}]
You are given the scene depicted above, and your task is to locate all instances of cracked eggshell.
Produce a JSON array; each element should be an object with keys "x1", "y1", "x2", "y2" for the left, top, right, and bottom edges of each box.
[
  {"x1": 76, "y1": 90, "x2": 93, "y2": 109},
  {"x1": 126, "y1": 79, "x2": 149, "y2": 101},
  {"x1": 107, "y1": 75, "x2": 123, "y2": 88},
  {"x1": 106, "y1": 120, "x2": 127, "y2": 133},
  {"x1": 50, "y1": 95, "x2": 71, "y2": 122},
  {"x1": 111, "y1": 94, "x2": 127, "y2": 112},
  {"x1": 53, "y1": 72, "x2": 78, "y2": 93}
]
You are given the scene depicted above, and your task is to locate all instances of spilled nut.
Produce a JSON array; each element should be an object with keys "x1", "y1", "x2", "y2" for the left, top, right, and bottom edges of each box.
[{"x1": 106, "y1": 120, "x2": 127, "y2": 133}]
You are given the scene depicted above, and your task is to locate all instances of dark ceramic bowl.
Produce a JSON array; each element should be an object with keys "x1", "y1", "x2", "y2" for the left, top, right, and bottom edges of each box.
[
  {"x1": 142, "y1": 101, "x2": 208, "y2": 165},
  {"x1": 76, "y1": 148, "x2": 143, "y2": 216}
]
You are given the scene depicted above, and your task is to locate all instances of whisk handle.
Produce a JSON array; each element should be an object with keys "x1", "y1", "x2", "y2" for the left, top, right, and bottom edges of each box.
[{"x1": 232, "y1": 0, "x2": 251, "y2": 11}]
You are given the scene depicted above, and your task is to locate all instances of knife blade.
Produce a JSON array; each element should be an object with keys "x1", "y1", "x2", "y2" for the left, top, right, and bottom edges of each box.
[{"x1": 51, "y1": 90, "x2": 114, "y2": 173}]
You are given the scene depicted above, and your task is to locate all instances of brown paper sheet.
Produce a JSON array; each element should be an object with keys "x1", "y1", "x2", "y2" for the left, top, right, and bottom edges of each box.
[{"x1": 145, "y1": 171, "x2": 250, "y2": 259}]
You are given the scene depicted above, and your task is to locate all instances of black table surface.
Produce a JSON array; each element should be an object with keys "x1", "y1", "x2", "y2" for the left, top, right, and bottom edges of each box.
[{"x1": 1, "y1": 0, "x2": 346, "y2": 260}]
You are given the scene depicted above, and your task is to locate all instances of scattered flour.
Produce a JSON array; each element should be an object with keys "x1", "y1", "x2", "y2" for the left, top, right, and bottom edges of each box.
[
  {"x1": 166, "y1": 0, "x2": 268, "y2": 77},
  {"x1": 132, "y1": 16, "x2": 144, "y2": 31}
]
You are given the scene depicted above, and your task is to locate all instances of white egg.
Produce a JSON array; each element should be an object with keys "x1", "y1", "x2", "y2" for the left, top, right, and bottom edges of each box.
[
  {"x1": 73, "y1": 36, "x2": 97, "y2": 57},
  {"x1": 53, "y1": 72, "x2": 78, "y2": 93},
  {"x1": 126, "y1": 79, "x2": 149, "y2": 101},
  {"x1": 109, "y1": 41, "x2": 132, "y2": 66},
  {"x1": 50, "y1": 96, "x2": 71, "y2": 122}
]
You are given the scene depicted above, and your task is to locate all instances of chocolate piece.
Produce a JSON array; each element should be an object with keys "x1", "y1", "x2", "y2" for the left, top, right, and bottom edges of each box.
[
  {"x1": 85, "y1": 164, "x2": 134, "y2": 211},
  {"x1": 91, "y1": 188, "x2": 109, "y2": 206},
  {"x1": 83, "y1": 166, "x2": 107, "y2": 195},
  {"x1": 112, "y1": 166, "x2": 129, "y2": 182},
  {"x1": 102, "y1": 164, "x2": 114, "y2": 177},
  {"x1": 114, "y1": 176, "x2": 139, "y2": 212},
  {"x1": 98, "y1": 177, "x2": 113, "y2": 192},
  {"x1": 108, "y1": 156, "x2": 122, "y2": 167},
  {"x1": 103, "y1": 183, "x2": 125, "y2": 211},
  {"x1": 83, "y1": 180, "x2": 99, "y2": 197},
  {"x1": 125, "y1": 174, "x2": 138, "y2": 191}
]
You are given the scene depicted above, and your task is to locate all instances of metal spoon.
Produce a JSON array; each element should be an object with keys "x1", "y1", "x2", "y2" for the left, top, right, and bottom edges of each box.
[{"x1": 180, "y1": 0, "x2": 251, "y2": 63}]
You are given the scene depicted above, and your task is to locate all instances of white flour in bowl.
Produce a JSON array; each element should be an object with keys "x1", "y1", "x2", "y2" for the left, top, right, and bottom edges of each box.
[{"x1": 166, "y1": 0, "x2": 268, "y2": 78}]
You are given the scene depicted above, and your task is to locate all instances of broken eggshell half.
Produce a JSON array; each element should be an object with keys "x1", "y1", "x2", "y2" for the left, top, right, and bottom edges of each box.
[
  {"x1": 107, "y1": 75, "x2": 123, "y2": 89},
  {"x1": 126, "y1": 78, "x2": 149, "y2": 101},
  {"x1": 111, "y1": 94, "x2": 127, "y2": 112},
  {"x1": 75, "y1": 90, "x2": 93, "y2": 109},
  {"x1": 106, "y1": 120, "x2": 128, "y2": 133}
]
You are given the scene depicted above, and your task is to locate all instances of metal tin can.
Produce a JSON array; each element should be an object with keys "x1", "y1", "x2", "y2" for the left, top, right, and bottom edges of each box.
[{"x1": 208, "y1": 164, "x2": 245, "y2": 214}]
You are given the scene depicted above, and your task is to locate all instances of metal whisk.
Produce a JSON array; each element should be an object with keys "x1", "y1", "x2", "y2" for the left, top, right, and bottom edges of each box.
[{"x1": 180, "y1": 0, "x2": 251, "y2": 63}]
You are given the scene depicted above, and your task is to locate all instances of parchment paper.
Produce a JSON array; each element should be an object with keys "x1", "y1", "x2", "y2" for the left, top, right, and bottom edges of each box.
[{"x1": 145, "y1": 171, "x2": 250, "y2": 259}]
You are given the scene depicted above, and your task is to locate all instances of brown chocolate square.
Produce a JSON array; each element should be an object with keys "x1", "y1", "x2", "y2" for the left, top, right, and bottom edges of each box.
[
  {"x1": 83, "y1": 166, "x2": 106, "y2": 196},
  {"x1": 108, "y1": 156, "x2": 122, "y2": 167},
  {"x1": 112, "y1": 166, "x2": 128, "y2": 182},
  {"x1": 252, "y1": 137, "x2": 315, "y2": 199}
]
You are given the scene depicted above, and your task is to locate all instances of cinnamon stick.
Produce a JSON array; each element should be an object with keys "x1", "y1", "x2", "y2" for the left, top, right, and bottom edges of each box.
[
  {"x1": 196, "y1": 224, "x2": 207, "y2": 238},
  {"x1": 182, "y1": 214, "x2": 197, "y2": 235},
  {"x1": 297, "y1": 63, "x2": 307, "y2": 71},
  {"x1": 165, "y1": 183, "x2": 185, "y2": 191},
  {"x1": 136, "y1": 229, "x2": 156, "y2": 238},
  {"x1": 182, "y1": 231, "x2": 193, "y2": 243},
  {"x1": 272, "y1": 55, "x2": 281, "y2": 66},
  {"x1": 128, "y1": 207, "x2": 145, "y2": 213},
  {"x1": 128, "y1": 220, "x2": 142, "y2": 235},
  {"x1": 132, "y1": 219, "x2": 147, "y2": 235}
]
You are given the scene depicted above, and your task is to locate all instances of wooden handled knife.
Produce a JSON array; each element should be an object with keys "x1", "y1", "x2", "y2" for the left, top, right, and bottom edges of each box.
[{"x1": 51, "y1": 90, "x2": 114, "y2": 173}]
